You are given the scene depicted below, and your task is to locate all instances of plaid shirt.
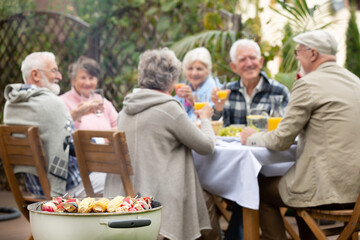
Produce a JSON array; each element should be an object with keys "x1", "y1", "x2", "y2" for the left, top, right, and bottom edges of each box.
[
  {"x1": 24, "y1": 133, "x2": 82, "y2": 196},
  {"x1": 24, "y1": 154, "x2": 81, "y2": 195},
  {"x1": 213, "y1": 71, "x2": 290, "y2": 126}
]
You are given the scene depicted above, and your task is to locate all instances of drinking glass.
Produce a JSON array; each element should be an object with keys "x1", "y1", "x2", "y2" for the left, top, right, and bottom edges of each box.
[
  {"x1": 82, "y1": 89, "x2": 104, "y2": 116},
  {"x1": 193, "y1": 92, "x2": 207, "y2": 110},
  {"x1": 268, "y1": 95, "x2": 284, "y2": 131},
  {"x1": 246, "y1": 108, "x2": 268, "y2": 132},
  {"x1": 174, "y1": 79, "x2": 188, "y2": 97},
  {"x1": 216, "y1": 75, "x2": 228, "y2": 102},
  {"x1": 91, "y1": 89, "x2": 104, "y2": 116}
]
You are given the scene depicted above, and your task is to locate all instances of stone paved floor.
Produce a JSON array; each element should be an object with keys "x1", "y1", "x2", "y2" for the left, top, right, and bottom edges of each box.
[
  {"x1": 0, "y1": 190, "x2": 357, "y2": 240},
  {"x1": 0, "y1": 190, "x2": 31, "y2": 240}
]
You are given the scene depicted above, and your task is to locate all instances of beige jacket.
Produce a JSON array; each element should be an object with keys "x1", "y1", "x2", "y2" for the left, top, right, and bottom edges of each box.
[
  {"x1": 104, "y1": 88, "x2": 215, "y2": 240},
  {"x1": 247, "y1": 62, "x2": 360, "y2": 207}
]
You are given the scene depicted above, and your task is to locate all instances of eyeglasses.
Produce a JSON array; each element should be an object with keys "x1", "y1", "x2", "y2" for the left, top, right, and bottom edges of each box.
[
  {"x1": 37, "y1": 68, "x2": 61, "y2": 75},
  {"x1": 294, "y1": 48, "x2": 311, "y2": 56}
]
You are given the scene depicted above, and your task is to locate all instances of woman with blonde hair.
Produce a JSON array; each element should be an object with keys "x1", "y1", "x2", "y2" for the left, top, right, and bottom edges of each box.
[{"x1": 174, "y1": 47, "x2": 220, "y2": 121}]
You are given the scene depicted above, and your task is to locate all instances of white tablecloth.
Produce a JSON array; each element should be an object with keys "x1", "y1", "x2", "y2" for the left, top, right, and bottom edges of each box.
[{"x1": 193, "y1": 137, "x2": 297, "y2": 210}]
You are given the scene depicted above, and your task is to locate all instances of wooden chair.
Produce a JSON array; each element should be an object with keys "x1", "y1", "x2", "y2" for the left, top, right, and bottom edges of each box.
[
  {"x1": 213, "y1": 198, "x2": 300, "y2": 240},
  {"x1": 280, "y1": 207, "x2": 300, "y2": 240},
  {"x1": 72, "y1": 130, "x2": 135, "y2": 198},
  {"x1": 0, "y1": 125, "x2": 51, "y2": 240},
  {"x1": 213, "y1": 195, "x2": 232, "y2": 223},
  {"x1": 296, "y1": 192, "x2": 360, "y2": 239}
]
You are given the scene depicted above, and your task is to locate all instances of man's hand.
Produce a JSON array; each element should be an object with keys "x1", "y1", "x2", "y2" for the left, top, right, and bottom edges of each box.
[
  {"x1": 211, "y1": 87, "x2": 230, "y2": 112},
  {"x1": 240, "y1": 127, "x2": 257, "y2": 145}
]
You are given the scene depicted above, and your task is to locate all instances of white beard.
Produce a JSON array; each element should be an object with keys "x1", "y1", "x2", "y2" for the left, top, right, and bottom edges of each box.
[{"x1": 40, "y1": 73, "x2": 61, "y2": 95}]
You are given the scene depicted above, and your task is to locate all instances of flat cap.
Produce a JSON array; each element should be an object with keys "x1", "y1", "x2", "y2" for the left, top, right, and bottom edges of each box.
[{"x1": 293, "y1": 30, "x2": 337, "y2": 55}]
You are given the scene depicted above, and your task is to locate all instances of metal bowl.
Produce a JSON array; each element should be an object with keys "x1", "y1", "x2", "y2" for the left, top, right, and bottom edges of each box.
[{"x1": 28, "y1": 200, "x2": 162, "y2": 240}]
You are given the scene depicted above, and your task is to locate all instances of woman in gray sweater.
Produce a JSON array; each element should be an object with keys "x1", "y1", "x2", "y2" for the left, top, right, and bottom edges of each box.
[{"x1": 105, "y1": 48, "x2": 221, "y2": 240}]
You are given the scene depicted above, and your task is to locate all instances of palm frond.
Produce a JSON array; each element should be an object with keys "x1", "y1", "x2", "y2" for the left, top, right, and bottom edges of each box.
[
  {"x1": 170, "y1": 30, "x2": 235, "y2": 60},
  {"x1": 272, "y1": 0, "x2": 334, "y2": 72}
]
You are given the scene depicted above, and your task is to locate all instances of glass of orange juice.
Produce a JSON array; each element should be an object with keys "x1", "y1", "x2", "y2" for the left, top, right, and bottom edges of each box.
[
  {"x1": 175, "y1": 83, "x2": 186, "y2": 91},
  {"x1": 193, "y1": 93, "x2": 206, "y2": 110},
  {"x1": 175, "y1": 82, "x2": 186, "y2": 97},
  {"x1": 216, "y1": 75, "x2": 228, "y2": 102},
  {"x1": 268, "y1": 95, "x2": 284, "y2": 131},
  {"x1": 217, "y1": 90, "x2": 228, "y2": 100},
  {"x1": 268, "y1": 117, "x2": 282, "y2": 131},
  {"x1": 194, "y1": 102, "x2": 206, "y2": 110}
]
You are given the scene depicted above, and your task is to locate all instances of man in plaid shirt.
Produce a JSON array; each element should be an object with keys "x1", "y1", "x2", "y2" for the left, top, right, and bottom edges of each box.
[
  {"x1": 212, "y1": 39, "x2": 290, "y2": 127},
  {"x1": 211, "y1": 39, "x2": 290, "y2": 240}
]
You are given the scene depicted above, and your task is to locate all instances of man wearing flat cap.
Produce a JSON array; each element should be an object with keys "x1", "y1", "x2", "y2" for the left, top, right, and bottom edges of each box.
[{"x1": 241, "y1": 30, "x2": 360, "y2": 239}]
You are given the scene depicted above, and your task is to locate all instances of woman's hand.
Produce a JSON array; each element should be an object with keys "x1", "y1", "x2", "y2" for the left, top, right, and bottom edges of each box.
[
  {"x1": 195, "y1": 103, "x2": 214, "y2": 119},
  {"x1": 176, "y1": 85, "x2": 195, "y2": 106},
  {"x1": 71, "y1": 99, "x2": 103, "y2": 121}
]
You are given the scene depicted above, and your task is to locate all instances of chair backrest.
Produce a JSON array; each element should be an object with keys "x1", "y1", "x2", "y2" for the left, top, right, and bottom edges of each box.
[
  {"x1": 0, "y1": 125, "x2": 51, "y2": 221},
  {"x1": 72, "y1": 129, "x2": 135, "y2": 198}
]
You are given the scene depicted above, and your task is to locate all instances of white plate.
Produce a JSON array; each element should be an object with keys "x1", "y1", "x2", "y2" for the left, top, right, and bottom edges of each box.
[{"x1": 216, "y1": 136, "x2": 241, "y2": 142}]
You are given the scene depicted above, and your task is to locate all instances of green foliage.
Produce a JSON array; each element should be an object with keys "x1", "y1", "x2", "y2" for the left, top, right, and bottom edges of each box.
[
  {"x1": 345, "y1": 3, "x2": 360, "y2": 77},
  {"x1": 204, "y1": 12, "x2": 222, "y2": 30},
  {"x1": 171, "y1": 30, "x2": 239, "y2": 78},
  {"x1": 171, "y1": 31, "x2": 236, "y2": 60},
  {"x1": 242, "y1": 15, "x2": 262, "y2": 42},
  {"x1": 279, "y1": 23, "x2": 297, "y2": 72},
  {"x1": 271, "y1": 0, "x2": 334, "y2": 73},
  {"x1": 170, "y1": 0, "x2": 283, "y2": 80},
  {"x1": 274, "y1": 71, "x2": 296, "y2": 91},
  {"x1": 67, "y1": 0, "x2": 226, "y2": 108},
  {"x1": 165, "y1": 1, "x2": 241, "y2": 78},
  {"x1": 0, "y1": 0, "x2": 34, "y2": 20},
  {"x1": 71, "y1": 0, "x2": 208, "y2": 39}
]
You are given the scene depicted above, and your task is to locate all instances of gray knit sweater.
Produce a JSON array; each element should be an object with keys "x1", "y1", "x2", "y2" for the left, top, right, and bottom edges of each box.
[{"x1": 4, "y1": 84, "x2": 73, "y2": 196}]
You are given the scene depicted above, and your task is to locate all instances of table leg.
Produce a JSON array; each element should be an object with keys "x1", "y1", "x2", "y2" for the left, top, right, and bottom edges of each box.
[{"x1": 243, "y1": 207, "x2": 260, "y2": 240}]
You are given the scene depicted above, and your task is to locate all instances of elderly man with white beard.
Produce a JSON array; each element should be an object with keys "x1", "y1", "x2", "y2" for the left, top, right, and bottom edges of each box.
[
  {"x1": 241, "y1": 30, "x2": 360, "y2": 239},
  {"x1": 3, "y1": 52, "x2": 104, "y2": 197}
]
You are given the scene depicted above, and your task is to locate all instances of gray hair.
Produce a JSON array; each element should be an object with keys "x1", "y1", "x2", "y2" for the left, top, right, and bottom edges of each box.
[
  {"x1": 182, "y1": 47, "x2": 212, "y2": 74},
  {"x1": 68, "y1": 56, "x2": 101, "y2": 81},
  {"x1": 138, "y1": 48, "x2": 181, "y2": 91},
  {"x1": 21, "y1": 52, "x2": 56, "y2": 83},
  {"x1": 229, "y1": 39, "x2": 261, "y2": 63}
]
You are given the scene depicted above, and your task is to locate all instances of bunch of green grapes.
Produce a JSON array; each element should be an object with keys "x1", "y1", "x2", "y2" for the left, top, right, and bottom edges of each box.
[{"x1": 218, "y1": 126, "x2": 242, "y2": 136}]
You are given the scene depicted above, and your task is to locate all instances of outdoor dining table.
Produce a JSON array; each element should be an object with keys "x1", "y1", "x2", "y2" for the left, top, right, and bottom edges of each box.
[{"x1": 192, "y1": 137, "x2": 297, "y2": 240}]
